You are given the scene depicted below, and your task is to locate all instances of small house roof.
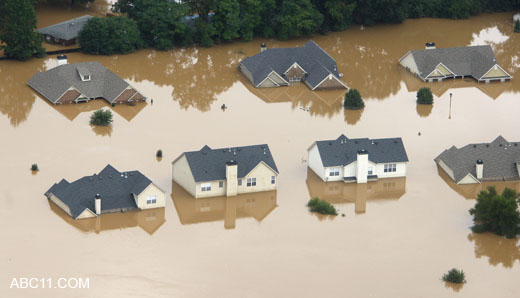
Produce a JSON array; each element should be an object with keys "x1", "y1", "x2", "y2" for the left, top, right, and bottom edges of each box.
[
  {"x1": 37, "y1": 15, "x2": 93, "y2": 41},
  {"x1": 181, "y1": 144, "x2": 279, "y2": 182},
  {"x1": 45, "y1": 165, "x2": 154, "y2": 219},
  {"x1": 407, "y1": 45, "x2": 508, "y2": 79},
  {"x1": 434, "y1": 136, "x2": 520, "y2": 183},
  {"x1": 313, "y1": 135, "x2": 409, "y2": 167},
  {"x1": 27, "y1": 62, "x2": 131, "y2": 104},
  {"x1": 240, "y1": 40, "x2": 345, "y2": 89}
]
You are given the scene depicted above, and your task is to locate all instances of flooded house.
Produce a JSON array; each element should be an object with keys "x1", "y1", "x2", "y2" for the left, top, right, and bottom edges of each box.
[
  {"x1": 399, "y1": 43, "x2": 512, "y2": 83},
  {"x1": 45, "y1": 165, "x2": 166, "y2": 220},
  {"x1": 27, "y1": 56, "x2": 146, "y2": 105},
  {"x1": 37, "y1": 15, "x2": 93, "y2": 45},
  {"x1": 435, "y1": 136, "x2": 520, "y2": 184},
  {"x1": 307, "y1": 134, "x2": 409, "y2": 183},
  {"x1": 172, "y1": 144, "x2": 279, "y2": 198},
  {"x1": 238, "y1": 40, "x2": 348, "y2": 90}
]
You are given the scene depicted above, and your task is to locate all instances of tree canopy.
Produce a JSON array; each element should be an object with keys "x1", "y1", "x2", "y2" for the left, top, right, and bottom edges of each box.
[
  {"x1": 344, "y1": 89, "x2": 365, "y2": 110},
  {"x1": 417, "y1": 87, "x2": 433, "y2": 104}
]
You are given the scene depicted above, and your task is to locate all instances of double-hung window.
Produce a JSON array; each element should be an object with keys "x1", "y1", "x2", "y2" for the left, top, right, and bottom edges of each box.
[
  {"x1": 368, "y1": 167, "x2": 374, "y2": 175},
  {"x1": 238, "y1": 179, "x2": 242, "y2": 186},
  {"x1": 219, "y1": 181, "x2": 224, "y2": 188},
  {"x1": 384, "y1": 164, "x2": 397, "y2": 173},
  {"x1": 247, "y1": 178, "x2": 257, "y2": 187},
  {"x1": 201, "y1": 183, "x2": 212, "y2": 192},
  {"x1": 271, "y1": 176, "x2": 276, "y2": 184},
  {"x1": 329, "y1": 168, "x2": 340, "y2": 177},
  {"x1": 146, "y1": 195, "x2": 157, "y2": 204}
]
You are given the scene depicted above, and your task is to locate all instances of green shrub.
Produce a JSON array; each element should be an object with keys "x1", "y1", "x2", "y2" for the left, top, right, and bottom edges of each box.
[
  {"x1": 307, "y1": 197, "x2": 337, "y2": 215},
  {"x1": 343, "y1": 89, "x2": 365, "y2": 110},
  {"x1": 442, "y1": 268, "x2": 466, "y2": 284},
  {"x1": 515, "y1": 20, "x2": 520, "y2": 33},
  {"x1": 417, "y1": 87, "x2": 433, "y2": 104},
  {"x1": 156, "y1": 149, "x2": 163, "y2": 158},
  {"x1": 469, "y1": 186, "x2": 520, "y2": 238},
  {"x1": 89, "y1": 109, "x2": 113, "y2": 126},
  {"x1": 31, "y1": 164, "x2": 39, "y2": 171}
]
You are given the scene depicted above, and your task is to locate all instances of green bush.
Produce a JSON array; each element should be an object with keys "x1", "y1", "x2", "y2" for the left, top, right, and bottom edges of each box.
[
  {"x1": 90, "y1": 109, "x2": 113, "y2": 126},
  {"x1": 417, "y1": 87, "x2": 433, "y2": 104},
  {"x1": 442, "y1": 268, "x2": 466, "y2": 284},
  {"x1": 307, "y1": 197, "x2": 337, "y2": 215},
  {"x1": 469, "y1": 186, "x2": 520, "y2": 238},
  {"x1": 156, "y1": 149, "x2": 163, "y2": 158},
  {"x1": 343, "y1": 89, "x2": 365, "y2": 110},
  {"x1": 79, "y1": 16, "x2": 143, "y2": 55},
  {"x1": 515, "y1": 20, "x2": 520, "y2": 33},
  {"x1": 31, "y1": 164, "x2": 39, "y2": 171}
]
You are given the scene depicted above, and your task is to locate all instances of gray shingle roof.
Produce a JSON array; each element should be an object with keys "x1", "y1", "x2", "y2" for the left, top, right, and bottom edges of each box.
[
  {"x1": 240, "y1": 40, "x2": 345, "y2": 89},
  {"x1": 182, "y1": 144, "x2": 279, "y2": 182},
  {"x1": 314, "y1": 135, "x2": 409, "y2": 167},
  {"x1": 434, "y1": 136, "x2": 520, "y2": 183},
  {"x1": 408, "y1": 45, "x2": 508, "y2": 80},
  {"x1": 27, "y1": 62, "x2": 131, "y2": 104},
  {"x1": 45, "y1": 165, "x2": 153, "y2": 219},
  {"x1": 37, "y1": 15, "x2": 93, "y2": 41}
]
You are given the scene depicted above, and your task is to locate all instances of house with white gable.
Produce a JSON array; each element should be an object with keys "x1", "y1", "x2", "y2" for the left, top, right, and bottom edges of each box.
[
  {"x1": 307, "y1": 135, "x2": 409, "y2": 183},
  {"x1": 172, "y1": 144, "x2": 279, "y2": 198}
]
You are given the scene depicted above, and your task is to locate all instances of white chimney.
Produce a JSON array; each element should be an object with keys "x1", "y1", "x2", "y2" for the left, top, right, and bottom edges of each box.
[
  {"x1": 356, "y1": 150, "x2": 368, "y2": 184},
  {"x1": 425, "y1": 42, "x2": 436, "y2": 50},
  {"x1": 226, "y1": 160, "x2": 238, "y2": 196},
  {"x1": 260, "y1": 43, "x2": 266, "y2": 52},
  {"x1": 57, "y1": 55, "x2": 68, "y2": 66},
  {"x1": 476, "y1": 160, "x2": 483, "y2": 180},
  {"x1": 95, "y1": 194, "x2": 101, "y2": 215}
]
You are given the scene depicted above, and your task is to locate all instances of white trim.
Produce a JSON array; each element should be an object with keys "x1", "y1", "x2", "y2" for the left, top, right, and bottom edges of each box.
[
  {"x1": 255, "y1": 70, "x2": 288, "y2": 87},
  {"x1": 425, "y1": 65, "x2": 447, "y2": 79},
  {"x1": 242, "y1": 160, "x2": 279, "y2": 178},
  {"x1": 478, "y1": 64, "x2": 512, "y2": 80},
  {"x1": 436, "y1": 62, "x2": 456, "y2": 76},
  {"x1": 256, "y1": 75, "x2": 279, "y2": 88},
  {"x1": 283, "y1": 62, "x2": 307, "y2": 75},
  {"x1": 270, "y1": 71, "x2": 289, "y2": 84},
  {"x1": 74, "y1": 208, "x2": 97, "y2": 219},
  {"x1": 311, "y1": 73, "x2": 349, "y2": 90}
]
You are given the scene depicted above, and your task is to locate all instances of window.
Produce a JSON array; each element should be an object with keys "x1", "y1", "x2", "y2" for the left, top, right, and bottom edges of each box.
[
  {"x1": 219, "y1": 181, "x2": 224, "y2": 188},
  {"x1": 201, "y1": 183, "x2": 211, "y2": 192},
  {"x1": 328, "y1": 168, "x2": 340, "y2": 177},
  {"x1": 247, "y1": 178, "x2": 256, "y2": 187},
  {"x1": 83, "y1": 75, "x2": 90, "y2": 81},
  {"x1": 368, "y1": 167, "x2": 373, "y2": 175},
  {"x1": 384, "y1": 164, "x2": 397, "y2": 173},
  {"x1": 271, "y1": 176, "x2": 276, "y2": 184},
  {"x1": 238, "y1": 179, "x2": 242, "y2": 186},
  {"x1": 289, "y1": 77, "x2": 301, "y2": 82},
  {"x1": 146, "y1": 195, "x2": 157, "y2": 204}
]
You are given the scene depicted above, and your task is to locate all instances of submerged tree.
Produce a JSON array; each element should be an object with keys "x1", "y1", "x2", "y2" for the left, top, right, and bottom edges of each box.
[
  {"x1": 344, "y1": 89, "x2": 365, "y2": 110},
  {"x1": 307, "y1": 197, "x2": 337, "y2": 215},
  {"x1": 0, "y1": 0, "x2": 45, "y2": 60},
  {"x1": 469, "y1": 186, "x2": 520, "y2": 238},
  {"x1": 90, "y1": 109, "x2": 113, "y2": 126},
  {"x1": 442, "y1": 268, "x2": 466, "y2": 284},
  {"x1": 213, "y1": 0, "x2": 240, "y2": 42},
  {"x1": 417, "y1": 87, "x2": 433, "y2": 104},
  {"x1": 277, "y1": 0, "x2": 323, "y2": 40}
]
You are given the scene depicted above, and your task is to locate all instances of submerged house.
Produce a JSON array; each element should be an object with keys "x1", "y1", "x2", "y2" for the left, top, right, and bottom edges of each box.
[
  {"x1": 172, "y1": 144, "x2": 279, "y2": 198},
  {"x1": 238, "y1": 40, "x2": 348, "y2": 90},
  {"x1": 307, "y1": 135, "x2": 409, "y2": 183},
  {"x1": 399, "y1": 43, "x2": 512, "y2": 83},
  {"x1": 435, "y1": 136, "x2": 520, "y2": 184},
  {"x1": 27, "y1": 57, "x2": 145, "y2": 105},
  {"x1": 37, "y1": 15, "x2": 93, "y2": 46},
  {"x1": 45, "y1": 165, "x2": 166, "y2": 220}
]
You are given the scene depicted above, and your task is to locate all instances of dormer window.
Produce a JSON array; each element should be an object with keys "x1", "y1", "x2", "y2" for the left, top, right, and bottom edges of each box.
[{"x1": 76, "y1": 66, "x2": 91, "y2": 82}]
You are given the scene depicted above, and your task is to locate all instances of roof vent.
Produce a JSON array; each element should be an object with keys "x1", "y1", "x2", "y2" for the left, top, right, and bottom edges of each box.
[
  {"x1": 328, "y1": 142, "x2": 332, "y2": 146},
  {"x1": 473, "y1": 145, "x2": 477, "y2": 148},
  {"x1": 129, "y1": 173, "x2": 133, "y2": 176},
  {"x1": 499, "y1": 144, "x2": 503, "y2": 147},
  {"x1": 99, "y1": 176, "x2": 102, "y2": 180},
  {"x1": 261, "y1": 43, "x2": 266, "y2": 52},
  {"x1": 121, "y1": 173, "x2": 124, "y2": 177},
  {"x1": 57, "y1": 55, "x2": 68, "y2": 66},
  {"x1": 476, "y1": 159, "x2": 483, "y2": 164},
  {"x1": 486, "y1": 144, "x2": 489, "y2": 147}
]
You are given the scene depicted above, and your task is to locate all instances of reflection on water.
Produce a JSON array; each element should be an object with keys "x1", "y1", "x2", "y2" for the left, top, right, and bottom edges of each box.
[
  {"x1": 171, "y1": 182, "x2": 277, "y2": 229},
  {"x1": 305, "y1": 168, "x2": 406, "y2": 214},
  {"x1": 444, "y1": 282, "x2": 464, "y2": 292},
  {"x1": 343, "y1": 108, "x2": 363, "y2": 125},
  {"x1": 468, "y1": 233, "x2": 520, "y2": 268},
  {"x1": 437, "y1": 165, "x2": 520, "y2": 200},
  {"x1": 416, "y1": 104, "x2": 433, "y2": 118},
  {"x1": 91, "y1": 125, "x2": 112, "y2": 137},
  {"x1": 48, "y1": 199, "x2": 165, "y2": 235}
]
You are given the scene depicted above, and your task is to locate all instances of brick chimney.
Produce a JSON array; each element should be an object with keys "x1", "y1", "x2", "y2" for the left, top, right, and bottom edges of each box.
[
  {"x1": 356, "y1": 150, "x2": 368, "y2": 184},
  {"x1": 226, "y1": 160, "x2": 238, "y2": 196},
  {"x1": 95, "y1": 194, "x2": 101, "y2": 215}
]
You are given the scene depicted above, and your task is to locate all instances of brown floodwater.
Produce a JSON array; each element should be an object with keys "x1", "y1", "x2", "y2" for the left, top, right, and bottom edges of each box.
[{"x1": 1, "y1": 5, "x2": 520, "y2": 297}]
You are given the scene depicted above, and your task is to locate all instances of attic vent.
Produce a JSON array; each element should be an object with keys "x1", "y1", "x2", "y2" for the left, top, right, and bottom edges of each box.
[
  {"x1": 328, "y1": 142, "x2": 332, "y2": 146},
  {"x1": 473, "y1": 145, "x2": 477, "y2": 148},
  {"x1": 499, "y1": 144, "x2": 503, "y2": 147},
  {"x1": 486, "y1": 144, "x2": 489, "y2": 147},
  {"x1": 515, "y1": 144, "x2": 518, "y2": 147},
  {"x1": 354, "y1": 141, "x2": 358, "y2": 144}
]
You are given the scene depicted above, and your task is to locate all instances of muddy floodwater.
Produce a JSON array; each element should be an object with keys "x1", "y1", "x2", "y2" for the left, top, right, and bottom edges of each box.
[{"x1": 2, "y1": 4, "x2": 520, "y2": 297}]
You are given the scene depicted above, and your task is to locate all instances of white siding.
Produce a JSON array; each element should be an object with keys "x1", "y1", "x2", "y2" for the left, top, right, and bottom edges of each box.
[
  {"x1": 374, "y1": 162, "x2": 407, "y2": 178},
  {"x1": 437, "y1": 159, "x2": 455, "y2": 181},
  {"x1": 324, "y1": 166, "x2": 343, "y2": 181},
  {"x1": 308, "y1": 143, "x2": 326, "y2": 181},
  {"x1": 48, "y1": 194, "x2": 72, "y2": 216},
  {"x1": 76, "y1": 208, "x2": 96, "y2": 219},
  {"x1": 400, "y1": 53, "x2": 420, "y2": 76},
  {"x1": 258, "y1": 77, "x2": 278, "y2": 88},
  {"x1": 135, "y1": 183, "x2": 166, "y2": 209},
  {"x1": 195, "y1": 180, "x2": 226, "y2": 198},
  {"x1": 343, "y1": 162, "x2": 357, "y2": 177},
  {"x1": 172, "y1": 154, "x2": 197, "y2": 197},
  {"x1": 458, "y1": 174, "x2": 479, "y2": 185},
  {"x1": 238, "y1": 162, "x2": 278, "y2": 194},
  {"x1": 269, "y1": 72, "x2": 287, "y2": 85}
]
